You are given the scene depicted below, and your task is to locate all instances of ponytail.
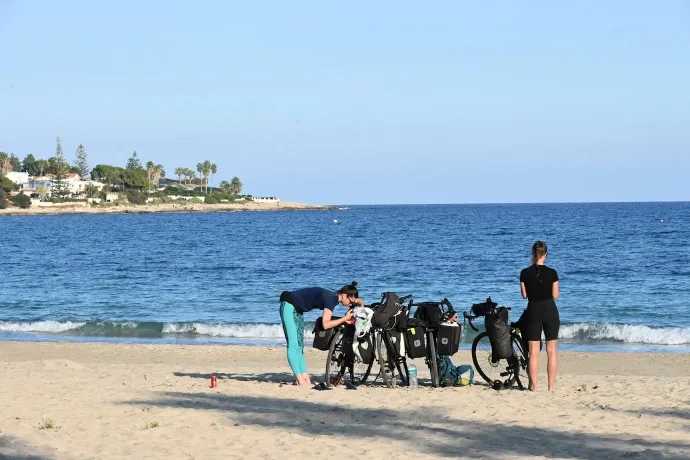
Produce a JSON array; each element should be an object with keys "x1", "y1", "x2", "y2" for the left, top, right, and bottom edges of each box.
[
  {"x1": 531, "y1": 241, "x2": 548, "y2": 283},
  {"x1": 338, "y1": 281, "x2": 359, "y2": 299}
]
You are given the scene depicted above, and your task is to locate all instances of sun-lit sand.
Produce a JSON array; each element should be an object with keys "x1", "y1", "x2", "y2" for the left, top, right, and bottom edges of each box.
[{"x1": 1, "y1": 341, "x2": 689, "y2": 459}]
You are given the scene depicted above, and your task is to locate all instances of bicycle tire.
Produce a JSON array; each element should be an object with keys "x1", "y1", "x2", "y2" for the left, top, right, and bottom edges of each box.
[
  {"x1": 383, "y1": 331, "x2": 409, "y2": 387},
  {"x1": 350, "y1": 356, "x2": 374, "y2": 386},
  {"x1": 426, "y1": 330, "x2": 439, "y2": 388},
  {"x1": 511, "y1": 335, "x2": 528, "y2": 391},
  {"x1": 325, "y1": 330, "x2": 346, "y2": 387},
  {"x1": 471, "y1": 331, "x2": 518, "y2": 386}
]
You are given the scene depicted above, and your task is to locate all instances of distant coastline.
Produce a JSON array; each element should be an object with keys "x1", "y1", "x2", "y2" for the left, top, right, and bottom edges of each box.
[{"x1": 0, "y1": 200, "x2": 331, "y2": 216}]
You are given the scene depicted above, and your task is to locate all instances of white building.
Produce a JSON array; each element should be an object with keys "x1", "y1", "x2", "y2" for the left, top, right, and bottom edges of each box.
[
  {"x1": 253, "y1": 196, "x2": 280, "y2": 203},
  {"x1": 21, "y1": 174, "x2": 105, "y2": 198},
  {"x1": 5, "y1": 171, "x2": 29, "y2": 184}
]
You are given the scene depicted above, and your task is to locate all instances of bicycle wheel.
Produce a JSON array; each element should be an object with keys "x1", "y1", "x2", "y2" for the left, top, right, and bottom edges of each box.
[
  {"x1": 349, "y1": 355, "x2": 374, "y2": 386},
  {"x1": 511, "y1": 334, "x2": 528, "y2": 390},
  {"x1": 325, "y1": 330, "x2": 346, "y2": 387},
  {"x1": 381, "y1": 330, "x2": 409, "y2": 386},
  {"x1": 375, "y1": 331, "x2": 405, "y2": 388},
  {"x1": 426, "y1": 330, "x2": 439, "y2": 388},
  {"x1": 471, "y1": 331, "x2": 517, "y2": 386}
]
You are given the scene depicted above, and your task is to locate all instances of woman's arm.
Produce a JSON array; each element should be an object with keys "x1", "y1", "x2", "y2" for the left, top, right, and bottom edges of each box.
[
  {"x1": 520, "y1": 282, "x2": 527, "y2": 299},
  {"x1": 552, "y1": 281, "x2": 559, "y2": 300},
  {"x1": 321, "y1": 308, "x2": 353, "y2": 330}
]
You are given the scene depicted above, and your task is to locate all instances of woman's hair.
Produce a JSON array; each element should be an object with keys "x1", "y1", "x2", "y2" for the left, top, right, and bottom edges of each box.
[
  {"x1": 338, "y1": 281, "x2": 359, "y2": 298},
  {"x1": 531, "y1": 241, "x2": 548, "y2": 282}
]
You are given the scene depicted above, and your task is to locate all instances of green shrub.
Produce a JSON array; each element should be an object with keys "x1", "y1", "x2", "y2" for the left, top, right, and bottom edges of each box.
[
  {"x1": 190, "y1": 197, "x2": 202, "y2": 204},
  {"x1": 0, "y1": 175, "x2": 16, "y2": 193},
  {"x1": 204, "y1": 194, "x2": 218, "y2": 204},
  {"x1": 0, "y1": 189, "x2": 9, "y2": 209},
  {"x1": 11, "y1": 192, "x2": 31, "y2": 209},
  {"x1": 126, "y1": 190, "x2": 148, "y2": 205}
]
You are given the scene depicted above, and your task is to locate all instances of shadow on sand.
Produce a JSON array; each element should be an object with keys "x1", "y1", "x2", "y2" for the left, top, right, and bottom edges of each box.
[{"x1": 123, "y1": 391, "x2": 690, "y2": 459}]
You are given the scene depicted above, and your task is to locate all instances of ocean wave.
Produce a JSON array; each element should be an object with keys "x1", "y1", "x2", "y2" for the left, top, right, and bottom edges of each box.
[
  {"x1": 162, "y1": 322, "x2": 314, "y2": 339},
  {"x1": 0, "y1": 320, "x2": 87, "y2": 333},
  {"x1": 2, "y1": 320, "x2": 690, "y2": 345},
  {"x1": 560, "y1": 322, "x2": 690, "y2": 345},
  {"x1": 0, "y1": 320, "x2": 313, "y2": 339}
]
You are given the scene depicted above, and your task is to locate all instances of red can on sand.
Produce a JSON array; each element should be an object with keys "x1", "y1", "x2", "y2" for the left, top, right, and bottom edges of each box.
[{"x1": 211, "y1": 375, "x2": 217, "y2": 388}]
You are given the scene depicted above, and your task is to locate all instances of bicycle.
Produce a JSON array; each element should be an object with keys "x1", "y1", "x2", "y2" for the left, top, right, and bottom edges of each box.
[
  {"x1": 325, "y1": 294, "x2": 413, "y2": 388},
  {"x1": 372, "y1": 294, "x2": 413, "y2": 388},
  {"x1": 325, "y1": 322, "x2": 375, "y2": 387},
  {"x1": 407, "y1": 298, "x2": 457, "y2": 388},
  {"x1": 463, "y1": 298, "x2": 529, "y2": 390}
]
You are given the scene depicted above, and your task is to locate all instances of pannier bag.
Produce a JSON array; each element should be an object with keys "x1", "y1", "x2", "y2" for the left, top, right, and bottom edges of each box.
[
  {"x1": 353, "y1": 334, "x2": 375, "y2": 365},
  {"x1": 385, "y1": 329, "x2": 405, "y2": 358},
  {"x1": 372, "y1": 292, "x2": 402, "y2": 328},
  {"x1": 471, "y1": 297, "x2": 497, "y2": 317},
  {"x1": 484, "y1": 307, "x2": 513, "y2": 360},
  {"x1": 312, "y1": 316, "x2": 339, "y2": 351},
  {"x1": 437, "y1": 322, "x2": 461, "y2": 356},
  {"x1": 405, "y1": 326, "x2": 427, "y2": 359}
]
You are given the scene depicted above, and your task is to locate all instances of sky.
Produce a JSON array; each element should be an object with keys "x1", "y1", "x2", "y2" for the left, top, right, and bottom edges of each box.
[{"x1": 1, "y1": 1, "x2": 689, "y2": 204}]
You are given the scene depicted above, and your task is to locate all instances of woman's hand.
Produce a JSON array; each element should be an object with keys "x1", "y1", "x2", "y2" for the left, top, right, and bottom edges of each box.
[{"x1": 343, "y1": 309, "x2": 355, "y2": 325}]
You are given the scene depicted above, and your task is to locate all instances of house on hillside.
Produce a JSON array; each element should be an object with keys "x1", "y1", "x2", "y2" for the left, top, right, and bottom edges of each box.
[{"x1": 5, "y1": 171, "x2": 29, "y2": 184}]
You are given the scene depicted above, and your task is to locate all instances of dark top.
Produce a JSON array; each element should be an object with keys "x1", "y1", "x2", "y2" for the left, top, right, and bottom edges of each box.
[
  {"x1": 520, "y1": 264, "x2": 559, "y2": 302},
  {"x1": 279, "y1": 287, "x2": 339, "y2": 313}
]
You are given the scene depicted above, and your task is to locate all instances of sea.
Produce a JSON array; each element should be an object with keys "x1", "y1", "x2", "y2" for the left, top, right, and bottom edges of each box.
[{"x1": 1, "y1": 202, "x2": 689, "y2": 353}]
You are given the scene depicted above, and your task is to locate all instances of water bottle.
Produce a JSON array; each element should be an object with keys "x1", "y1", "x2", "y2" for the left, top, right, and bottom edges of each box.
[{"x1": 408, "y1": 364, "x2": 418, "y2": 389}]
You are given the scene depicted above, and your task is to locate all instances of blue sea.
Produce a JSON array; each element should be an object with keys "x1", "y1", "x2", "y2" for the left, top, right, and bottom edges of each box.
[{"x1": 1, "y1": 203, "x2": 689, "y2": 353}]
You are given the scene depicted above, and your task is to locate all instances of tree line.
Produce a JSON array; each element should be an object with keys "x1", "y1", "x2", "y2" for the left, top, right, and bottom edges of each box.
[{"x1": 1, "y1": 138, "x2": 243, "y2": 197}]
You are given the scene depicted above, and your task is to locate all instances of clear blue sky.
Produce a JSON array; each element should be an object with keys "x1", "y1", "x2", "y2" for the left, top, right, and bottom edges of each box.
[{"x1": 1, "y1": 1, "x2": 688, "y2": 204}]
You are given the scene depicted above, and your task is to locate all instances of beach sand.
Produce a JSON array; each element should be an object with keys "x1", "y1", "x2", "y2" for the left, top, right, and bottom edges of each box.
[
  {"x1": 0, "y1": 201, "x2": 329, "y2": 216},
  {"x1": 1, "y1": 342, "x2": 689, "y2": 459}
]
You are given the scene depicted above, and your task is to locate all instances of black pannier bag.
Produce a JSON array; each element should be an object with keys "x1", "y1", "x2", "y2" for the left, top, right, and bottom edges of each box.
[
  {"x1": 437, "y1": 324, "x2": 461, "y2": 356},
  {"x1": 355, "y1": 334, "x2": 375, "y2": 365},
  {"x1": 484, "y1": 307, "x2": 513, "y2": 360},
  {"x1": 471, "y1": 297, "x2": 497, "y2": 317},
  {"x1": 372, "y1": 292, "x2": 402, "y2": 328},
  {"x1": 405, "y1": 326, "x2": 427, "y2": 359},
  {"x1": 312, "y1": 316, "x2": 339, "y2": 351},
  {"x1": 385, "y1": 329, "x2": 405, "y2": 358}
]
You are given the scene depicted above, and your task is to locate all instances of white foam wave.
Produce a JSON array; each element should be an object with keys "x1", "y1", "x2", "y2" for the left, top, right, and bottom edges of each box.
[
  {"x1": 560, "y1": 323, "x2": 690, "y2": 345},
  {"x1": 162, "y1": 322, "x2": 314, "y2": 339},
  {"x1": 0, "y1": 320, "x2": 86, "y2": 333}
]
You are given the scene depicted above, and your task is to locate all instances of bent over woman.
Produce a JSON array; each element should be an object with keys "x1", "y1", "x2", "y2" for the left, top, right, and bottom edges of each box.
[
  {"x1": 520, "y1": 241, "x2": 560, "y2": 392},
  {"x1": 279, "y1": 282, "x2": 363, "y2": 386}
]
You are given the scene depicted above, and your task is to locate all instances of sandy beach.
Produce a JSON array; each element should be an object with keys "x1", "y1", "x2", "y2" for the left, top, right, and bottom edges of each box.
[
  {"x1": 0, "y1": 201, "x2": 330, "y2": 216},
  {"x1": 1, "y1": 342, "x2": 689, "y2": 459}
]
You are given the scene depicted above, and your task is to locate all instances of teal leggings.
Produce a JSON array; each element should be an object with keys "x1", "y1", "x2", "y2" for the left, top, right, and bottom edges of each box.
[{"x1": 280, "y1": 301, "x2": 307, "y2": 375}]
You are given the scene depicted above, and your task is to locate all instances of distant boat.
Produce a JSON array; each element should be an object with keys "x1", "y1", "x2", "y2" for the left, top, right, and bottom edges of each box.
[{"x1": 332, "y1": 219, "x2": 340, "y2": 224}]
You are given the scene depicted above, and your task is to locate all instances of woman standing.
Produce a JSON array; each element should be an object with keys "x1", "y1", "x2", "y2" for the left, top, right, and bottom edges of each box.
[
  {"x1": 279, "y1": 282, "x2": 362, "y2": 386},
  {"x1": 520, "y1": 241, "x2": 560, "y2": 392}
]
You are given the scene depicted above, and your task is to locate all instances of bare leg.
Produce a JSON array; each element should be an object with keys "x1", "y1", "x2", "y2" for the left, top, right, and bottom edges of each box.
[
  {"x1": 528, "y1": 341, "x2": 540, "y2": 391},
  {"x1": 546, "y1": 340, "x2": 558, "y2": 392}
]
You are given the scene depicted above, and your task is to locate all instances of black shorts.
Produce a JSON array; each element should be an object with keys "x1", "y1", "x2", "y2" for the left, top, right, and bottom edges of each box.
[{"x1": 522, "y1": 299, "x2": 560, "y2": 342}]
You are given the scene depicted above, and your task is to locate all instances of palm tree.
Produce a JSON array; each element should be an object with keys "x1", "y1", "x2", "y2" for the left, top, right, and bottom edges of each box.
[
  {"x1": 146, "y1": 161, "x2": 155, "y2": 190},
  {"x1": 210, "y1": 163, "x2": 217, "y2": 193},
  {"x1": 84, "y1": 183, "x2": 99, "y2": 198},
  {"x1": 174, "y1": 167, "x2": 184, "y2": 186},
  {"x1": 153, "y1": 164, "x2": 165, "y2": 189},
  {"x1": 0, "y1": 152, "x2": 10, "y2": 175},
  {"x1": 196, "y1": 163, "x2": 203, "y2": 191},
  {"x1": 220, "y1": 180, "x2": 230, "y2": 194},
  {"x1": 36, "y1": 159, "x2": 47, "y2": 177},
  {"x1": 230, "y1": 177, "x2": 242, "y2": 196},
  {"x1": 202, "y1": 160, "x2": 212, "y2": 194}
]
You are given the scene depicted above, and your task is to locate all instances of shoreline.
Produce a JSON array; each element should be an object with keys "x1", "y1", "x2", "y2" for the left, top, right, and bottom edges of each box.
[
  {"x1": 1, "y1": 341, "x2": 689, "y2": 459},
  {"x1": 2, "y1": 337, "x2": 690, "y2": 354},
  {"x1": 0, "y1": 200, "x2": 332, "y2": 216}
]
